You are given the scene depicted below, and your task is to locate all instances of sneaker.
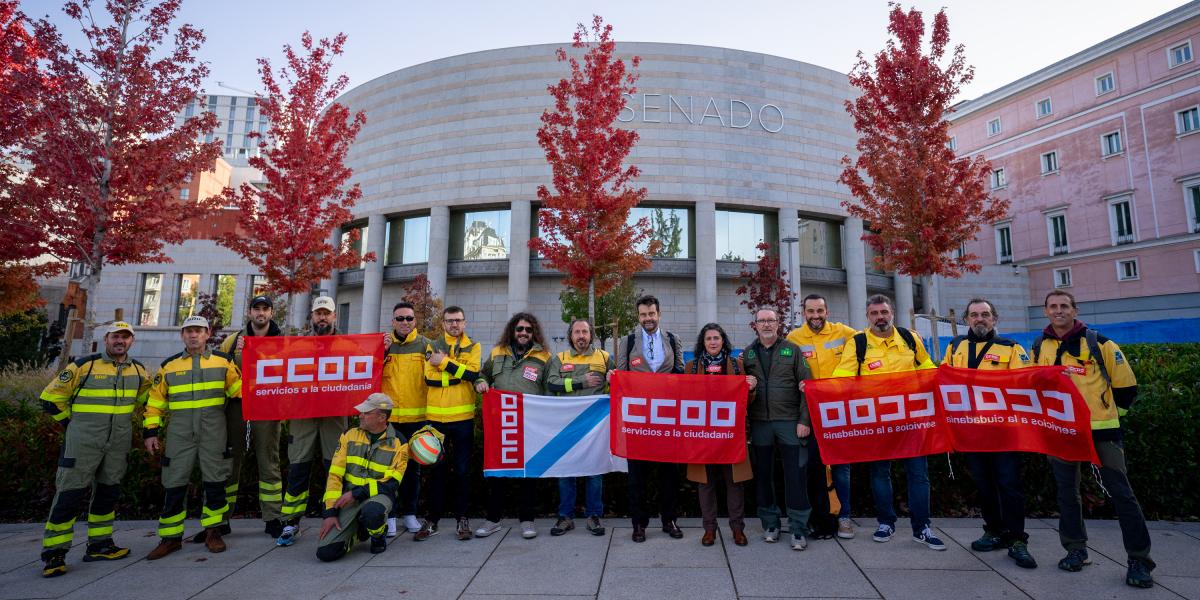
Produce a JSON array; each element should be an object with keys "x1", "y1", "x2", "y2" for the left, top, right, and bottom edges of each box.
[
  {"x1": 41, "y1": 553, "x2": 66, "y2": 578},
  {"x1": 521, "y1": 521, "x2": 537, "y2": 539},
  {"x1": 370, "y1": 535, "x2": 387, "y2": 555},
  {"x1": 1057, "y1": 548, "x2": 1091, "y2": 572},
  {"x1": 402, "y1": 514, "x2": 421, "y2": 533},
  {"x1": 913, "y1": 527, "x2": 946, "y2": 551},
  {"x1": 585, "y1": 516, "x2": 605, "y2": 536},
  {"x1": 872, "y1": 524, "x2": 895, "y2": 543},
  {"x1": 456, "y1": 517, "x2": 473, "y2": 541},
  {"x1": 551, "y1": 517, "x2": 574, "y2": 536},
  {"x1": 413, "y1": 520, "x2": 438, "y2": 541},
  {"x1": 82, "y1": 540, "x2": 130, "y2": 562},
  {"x1": 264, "y1": 518, "x2": 284, "y2": 538},
  {"x1": 791, "y1": 534, "x2": 808, "y2": 551},
  {"x1": 837, "y1": 518, "x2": 855, "y2": 539},
  {"x1": 763, "y1": 528, "x2": 780, "y2": 543},
  {"x1": 386, "y1": 517, "x2": 399, "y2": 539},
  {"x1": 1008, "y1": 541, "x2": 1037, "y2": 569},
  {"x1": 275, "y1": 524, "x2": 299, "y2": 547},
  {"x1": 971, "y1": 531, "x2": 1007, "y2": 552},
  {"x1": 474, "y1": 520, "x2": 502, "y2": 538},
  {"x1": 1126, "y1": 558, "x2": 1154, "y2": 588}
]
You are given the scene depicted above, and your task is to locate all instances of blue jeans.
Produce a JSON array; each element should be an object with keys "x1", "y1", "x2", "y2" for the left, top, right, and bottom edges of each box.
[
  {"x1": 869, "y1": 456, "x2": 931, "y2": 535},
  {"x1": 831, "y1": 464, "x2": 851, "y2": 518},
  {"x1": 557, "y1": 476, "x2": 604, "y2": 518}
]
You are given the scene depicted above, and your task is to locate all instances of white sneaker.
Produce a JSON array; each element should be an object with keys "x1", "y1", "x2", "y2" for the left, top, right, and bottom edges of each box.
[
  {"x1": 763, "y1": 528, "x2": 780, "y2": 543},
  {"x1": 386, "y1": 517, "x2": 399, "y2": 538},
  {"x1": 402, "y1": 514, "x2": 421, "y2": 533},
  {"x1": 521, "y1": 521, "x2": 537, "y2": 539},
  {"x1": 474, "y1": 520, "x2": 502, "y2": 538},
  {"x1": 791, "y1": 534, "x2": 807, "y2": 551}
]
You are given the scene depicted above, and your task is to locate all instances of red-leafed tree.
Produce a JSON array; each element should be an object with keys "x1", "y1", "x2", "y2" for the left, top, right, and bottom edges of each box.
[
  {"x1": 735, "y1": 242, "x2": 793, "y2": 329},
  {"x1": 840, "y1": 3, "x2": 1005, "y2": 311},
  {"x1": 4, "y1": 0, "x2": 219, "y2": 343},
  {"x1": 530, "y1": 15, "x2": 659, "y2": 323},
  {"x1": 217, "y1": 32, "x2": 370, "y2": 327}
]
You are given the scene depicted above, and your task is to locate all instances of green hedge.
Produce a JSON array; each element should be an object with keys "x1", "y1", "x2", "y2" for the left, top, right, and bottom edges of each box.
[{"x1": 2, "y1": 344, "x2": 1197, "y2": 523}]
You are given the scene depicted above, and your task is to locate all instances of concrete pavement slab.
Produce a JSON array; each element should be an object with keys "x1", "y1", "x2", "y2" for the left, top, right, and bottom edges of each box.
[
  {"x1": 465, "y1": 524, "x2": 608, "y2": 596},
  {"x1": 605, "y1": 527, "x2": 725, "y2": 568},
  {"x1": 863, "y1": 568, "x2": 1026, "y2": 599},
  {"x1": 727, "y1": 535, "x2": 879, "y2": 598},
  {"x1": 57, "y1": 564, "x2": 240, "y2": 600},
  {"x1": 599, "y1": 566, "x2": 736, "y2": 600},
  {"x1": 326, "y1": 565, "x2": 476, "y2": 599},
  {"x1": 1082, "y1": 528, "x2": 1200, "y2": 578},
  {"x1": 1155, "y1": 576, "x2": 1200, "y2": 599},
  {"x1": 367, "y1": 522, "x2": 505, "y2": 567},
  {"x1": 836, "y1": 520, "x2": 988, "y2": 571},
  {"x1": 190, "y1": 539, "x2": 372, "y2": 600}
]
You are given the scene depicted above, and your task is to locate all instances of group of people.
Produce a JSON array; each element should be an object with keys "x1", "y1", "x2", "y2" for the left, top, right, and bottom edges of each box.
[{"x1": 36, "y1": 288, "x2": 1157, "y2": 588}]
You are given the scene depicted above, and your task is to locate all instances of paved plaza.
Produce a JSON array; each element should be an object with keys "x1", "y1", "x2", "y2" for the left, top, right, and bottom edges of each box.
[{"x1": 2, "y1": 516, "x2": 1197, "y2": 599}]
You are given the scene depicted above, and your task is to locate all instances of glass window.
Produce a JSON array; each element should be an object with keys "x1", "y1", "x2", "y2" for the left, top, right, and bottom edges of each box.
[
  {"x1": 1178, "y1": 107, "x2": 1199, "y2": 134},
  {"x1": 337, "y1": 303, "x2": 350, "y2": 334},
  {"x1": 1117, "y1": 259, "x2": 1139, "y2": 281},
  {"x1": 797, "y1": 218, "x2": 843, "y2": 268},
  {"x1": 629, "y1": 206, "x2": 690, "y2": 258},
  {"x1": 715, "y1": 210, "x2": 765, "y2": 261},
  {"x1": 1053, "y1": 267, "x2": 1072, "y2": 288},
  {"x1": 1188, "y1": 184, "x2": 1200, "y2": 233},
  {"x1": 137, "y1": 273, "x2": 164, "y2": 327},
  {"x1": 987, "y1": 118, "x2": 1001, "y2": 137},
  {"x1": 175, "y1": 273, "x2": 201, "y2": 325},
  {"x1": 1040, "y1": 151, "x2": 1059, "y2": 174},
  {"x1": 1095, "y1": 73, "x2": 1115, "y2": 95},
  {"x1": 451, "y1": 209, "x2": 510, "y2": 260},
  {"x1": 179, "y1": 187, "x2": 189, "y2": 200},
  {"x1": 245, "y1": 274, "x2": 269, "y2": 313},
  {"x1": 184, "y1": 101, "x2": 195, "y2": 117},
  {"x1": 1169, "y1": 41, "x2": 1193, "y2": 68},
  {"x1": 990, "y1": 168, "x2": 1006, "y2": 190},
  {"x1": 947, "y1": 136, "x2": 957, "y2": 151},
  {"x1": 1111, "y1": 201, "x2": 1134, "y2": 245},
  {"x1": 385, "y1": 215, "x2": 430, "y2": 264},
  {"x1": 214, "y1": 275, "x2": 236, "y2": 325},
  {"x1": 1036, "y1": 98, "x2": 1052, "y2": 118},
  {"x1": 995, "y1": 225, "x2": 1012, "y2": 264},
  {"x1": 1048, "y1": 213, "x2": 1069, "y2": 255},
  {"x1": 342, "y1": 225, "x2": 370, "y2": 268},
  {"x1": 1102, "y1": 131, "x2": 1122, "y2": 156}
]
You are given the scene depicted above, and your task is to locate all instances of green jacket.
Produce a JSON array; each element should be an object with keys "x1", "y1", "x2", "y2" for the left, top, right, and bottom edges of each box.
[
  {"x1": 741, "y1": 338, "x2": 811, "y2": 425},
  {"x1": 482, "y1": 344, "x2": 551, "y2": 395}
]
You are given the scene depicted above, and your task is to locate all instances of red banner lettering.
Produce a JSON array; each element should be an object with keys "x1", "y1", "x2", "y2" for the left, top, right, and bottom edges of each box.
[
  {"x1": 242, "y1": 334, "x2": 384, "y2": 420},
  {"x1": 482, "y1": 390, "x2": 525, "y2": 473},
  {"x1": 609, "y1": 371, "x2": 747, "y2": 463}
]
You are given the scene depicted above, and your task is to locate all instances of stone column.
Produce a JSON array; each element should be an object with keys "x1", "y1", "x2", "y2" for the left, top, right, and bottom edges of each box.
[
  {"x1": 694, "y1": 200, "x2": 718, "y2": 330},
  {"x1": 507, "y1": 200, "x2": 531, "y2": 314},
  {"x1": 844, "y1": 217, "x2": 868, "y2": 330},
  {"x1": 894, "y1": 273, "x2": 914, "y2": 330},
  {"x1": 777, "y1": 207, "x2": 801, "y2": 327},
  {"x1": 360, "y1": 213, "x2": 386, "y2": 333},
  {"x1": 428, "y1": 205, "x2": 450, "y2": 301}
]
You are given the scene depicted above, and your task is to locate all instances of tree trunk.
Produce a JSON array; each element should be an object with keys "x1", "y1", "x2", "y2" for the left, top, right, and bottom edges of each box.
[
  {"x1": 588, "y1": 277, "x2": 596, "y2": 326},
  {"x1": 921, "y1": 273, "x2": 938, "y2": 315},
  {"x1": 79, "y1": 265, "x2": 102, "y2": 359}
]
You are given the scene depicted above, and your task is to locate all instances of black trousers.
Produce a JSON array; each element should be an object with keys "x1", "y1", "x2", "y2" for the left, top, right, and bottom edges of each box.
[
  {"x1": 424, "y1": 419, "x2": 474, "y2": 523},
  {"x1": 965, "y1": 451, "x2": 1027, "y2": 543},
  {"x1": 627, "y1": 459, "x2": 680, "y2": 528},
  {"x1": 1048, "y1": 440, "x2": 1152, "y2": 563},
  {"x1": 485, "y1": 477, "x2": 538, "y2": 523}
]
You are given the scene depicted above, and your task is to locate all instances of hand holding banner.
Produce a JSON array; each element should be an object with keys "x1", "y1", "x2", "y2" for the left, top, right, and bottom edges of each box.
[
  {"x1": 609, "y1": 371, "x2": 747, "y2": 464},
  {"x1": 482, "y1": 391, "x2": 626, "y2": 478},
  {"x1": 242, "y1": 334, "x2": 384, "y2": 420}
]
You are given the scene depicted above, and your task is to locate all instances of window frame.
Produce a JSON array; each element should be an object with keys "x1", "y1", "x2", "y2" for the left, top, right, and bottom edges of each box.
[
  {"x1": 136, "y1": 272, "x2": 165, "y2": 327},
  {"x1": 947, "y1": 136, "x2": 957, "y2": 152},
  {"x1": 994, "y1": 222, "x2": 1013, "y2": 265},
  {"x1": 1035, "y1": 97, "x2": 1053, "y2": 119},
  {"x1": 1095, "y1": 72, "x2": 1115, "y2": 96},
  {"x1": 990, "y1": 167, "x2": 1007, "y2": 190},
  {"x1": 1115, "y1": 258, "x2": 1140, "y2": 282},
  {"x1": 1101, "y1": 130, "x2": 1123, "y2": 157},
  {"x1": 1168, "y1": 40, "x2": 1194, "y2": 69},
  {"x1": 1040, "y1": 150, "x2": 1060, "y2": 175},
  {"x1": 1053, "y1": 267, "x2": 1073, "y2": 289},
  {"x1": 987, "y1": 118, "x2": 1002, "y2": 137},
  {"x1": 1177, "y1": 105, "x2": 1200, "y2": 136},
  {"x1": 174, "y1": 273, "x2": 202, "y2": 326},
  {"x1": 1182, "y1": 178, "x2": 1200, "y2": 234},
  {"x1": 1107, "y1": 196, "x2": 1136, "y2": 246},
  {"x1": 1046, "y1": 211, "x2": 1069, "y2": 256}
]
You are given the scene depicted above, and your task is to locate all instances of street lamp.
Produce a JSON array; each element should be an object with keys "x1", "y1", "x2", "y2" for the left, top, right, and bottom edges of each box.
[{"x1": 780, "y1": 236, "x2": 799, "y2": 327}]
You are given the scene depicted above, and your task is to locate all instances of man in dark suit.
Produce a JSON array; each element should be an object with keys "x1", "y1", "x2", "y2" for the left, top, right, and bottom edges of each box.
[{"x1": 614, "y1": 295, "x2": 685, "y2": 542}]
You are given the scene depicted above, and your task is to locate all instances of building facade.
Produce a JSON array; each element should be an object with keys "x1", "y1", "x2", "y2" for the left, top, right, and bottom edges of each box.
[{"x1": 948, "y1": 3, "x2": 1200, "y2": 325}]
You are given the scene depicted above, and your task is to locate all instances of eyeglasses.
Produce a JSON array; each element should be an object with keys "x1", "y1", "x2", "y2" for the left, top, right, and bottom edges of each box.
[
  {"x1": 755, "y1": 319, "x2": 779, "y2": 324},
  {"x1": 443, "y1": 318, "x2": 465, "y2": 324},
  {"x1": 393, "y1": 316, "x2": 415, "y2": 322},
  {"x1": 514, "y1": 326, "x2": 534, "y2": 333}
]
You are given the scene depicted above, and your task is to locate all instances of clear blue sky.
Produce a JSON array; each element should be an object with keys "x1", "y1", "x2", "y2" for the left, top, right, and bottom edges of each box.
[{"x1": 20, "y1": 0, "x2": 1192, "y2": 102}]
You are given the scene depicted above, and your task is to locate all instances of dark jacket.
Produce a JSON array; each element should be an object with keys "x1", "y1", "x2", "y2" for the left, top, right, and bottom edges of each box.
[{"x1": 741, "y1": 338, "x2": 810, "y2": 425}]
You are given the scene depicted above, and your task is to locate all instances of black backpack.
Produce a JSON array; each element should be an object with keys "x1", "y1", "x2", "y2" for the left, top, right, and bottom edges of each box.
[
  {"x1": 1031, "y1": 329, "x2": 1112, "y2": 389},
  {"x1": 852, "y1": 328, "x2": 920, "y2": 376}
]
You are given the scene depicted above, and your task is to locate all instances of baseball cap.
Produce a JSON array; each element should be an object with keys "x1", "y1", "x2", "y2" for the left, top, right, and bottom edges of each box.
[
  {"x1": 250, "y1": 295, "x2": 273, "y2": 308},
  {"x1": 312, "y1": 295, "x2": 336, "y2": 313},
  {"x1": 180, "y1": 315, "x2": 210, "y2": 330},
  {"x1": 105, "y1": 321, "x2": 135, "y2": 336},
  {"x1": 354, "y1": 392, "x2": 394, "y2": 413}
]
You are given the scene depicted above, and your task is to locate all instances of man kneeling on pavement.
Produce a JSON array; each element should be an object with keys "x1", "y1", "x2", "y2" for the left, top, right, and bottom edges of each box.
[{"x1": 316, "y1": 393, "x2": 410, "y2": 561}]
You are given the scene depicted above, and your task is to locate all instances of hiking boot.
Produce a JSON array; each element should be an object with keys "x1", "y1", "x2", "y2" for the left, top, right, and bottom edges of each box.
[
  {"x1": 1057, "y1": 548, "x2": 1091, "y2": 572},
  {"x1": 402, "y1": 514, "x2": 422, "y2": 533},
  {"x1": 837, "y1": 518, "x2": 855, "y2": 539},
  {"x1": 370, "y1": 535, "x2": 387, "y2": 554},
  {"x1": 1008, "y1": 541, "x2": 1037, "y2": 569},
  {"x1": 275, "y1": 524, "x2": 299, "y2": 547},
  {"x1": 204, "y1": 527, "x2": 227, "y2": 553},
  {"x1": 791, "y1": 534, "x2": 808, "y2": 551},
  {"x1": 1126, "y1": 558, "x2": 1154, "y2": 588},
  {"x1": 913, "y1": 527, "x2": 946, "y2": 551},
  {"x1": 474, "y1": 520, "x2": 502, "y2": 538},
  {"x1": 386, "y1": 518, "x2": 399, "y2": 538},
  {"x1": 551, "y1": 517, "x2": 574, "y2": 536},
  {"x1": 188, "y1": 523, "x2": 231, "y2": 544},
  {"x1": 456, "y1": 517, "x2": 473, "y2": 541},
  {"x1": 146, "y1": 538, "x2": 182, "y2": 560},
  {"x1": 763, "y1": 528, "x2": 780, "y2": 543},
  {"x1": 971, "y1": 531, "x2": 1007, "y2": 552},
  {"x1": 586, "y1": 516, "x2": 605, "y2": 536},
  {"x1": 521, "y1": 521, "x2": 537, "y2": 539},
  {"x1": 41, "y1": 553, "x2": 66, "y2": 578},
  {"x1": 872, "y1": 524, "x2": 894, "y2": 543},
  {"x1": 82, "y1": 539, "x2": 130, "y2": 562},
  {"x1": 413, "y1": 520, "x2": 438, "y2": 541},
  {"x1": 264, "y1": 518, "x2": 283, "y2": 538}
]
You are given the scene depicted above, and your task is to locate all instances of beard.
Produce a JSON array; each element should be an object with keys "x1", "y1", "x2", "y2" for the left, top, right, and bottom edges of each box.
[
  {"x1": 970, "y1": 322, "x2": 991, "y2": 337},
  {"x1": 313, "y1": 322, "x2": 333, "y2": 335}
]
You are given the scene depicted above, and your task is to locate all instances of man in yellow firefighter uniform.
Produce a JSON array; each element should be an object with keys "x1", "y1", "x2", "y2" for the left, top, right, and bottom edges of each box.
[
  {"x1": 39, "y1": 321, "x2": 151, "y2": 578},
  {"x1": 144, "y1": 315, "x2": 242, "y2": 560},
  {"x1": 381, "y1": 301, "x2": 430, "y2": 537}
]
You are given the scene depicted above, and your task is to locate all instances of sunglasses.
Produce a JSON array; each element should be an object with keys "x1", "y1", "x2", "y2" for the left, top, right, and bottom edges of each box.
[
  {"x1": 514, "y1": 326, "x2": 534, "y2": 333},
  {"x1": 393, "y1": 316, "x2": 415, "y2": 322}
]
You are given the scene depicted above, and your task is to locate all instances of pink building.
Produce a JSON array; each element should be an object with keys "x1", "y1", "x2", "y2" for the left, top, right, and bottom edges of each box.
[{"x1": 949, "y1": 3, "x2": 1200, "y2": 325}]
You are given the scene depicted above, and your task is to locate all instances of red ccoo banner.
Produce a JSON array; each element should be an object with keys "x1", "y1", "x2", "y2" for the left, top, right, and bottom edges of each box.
[
  {"x1": 609, "y1": 371, "x2": 747, "y2": 464},
  {"x1": 242, "y1": 334, "x2": 384, "y2": 420}
]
